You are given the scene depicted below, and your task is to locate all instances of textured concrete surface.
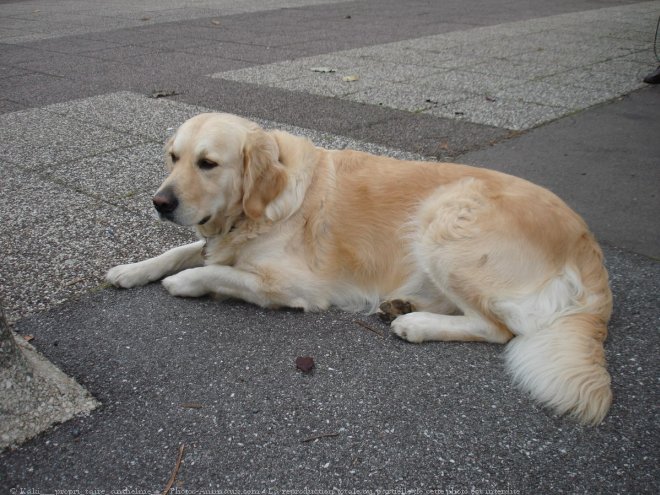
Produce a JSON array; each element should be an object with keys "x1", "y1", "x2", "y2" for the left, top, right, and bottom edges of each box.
[
  {"x1": 459, "y1": 87, "x2": 660, "y2": 260},
  {"x1": 0, "y1": 0, "x2": 658, "y2": 492},
  {"x1": 213, "y1": 1, "x2": 659, "y2": 130},
  {"x1": 0, "y1": 326, "x2": 99, "y2": 450},
  {"x1": 0, "y1": 0, "x2": 355, "y2": 43},
  {"x1": 1, "y1": 245, "x2": 658, "y2": 491}
]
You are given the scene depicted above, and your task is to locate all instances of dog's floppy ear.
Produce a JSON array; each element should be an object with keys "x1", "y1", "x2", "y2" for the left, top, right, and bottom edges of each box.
[{"x1": 242, "y1": 129, "x2": 287, "y2": 220}]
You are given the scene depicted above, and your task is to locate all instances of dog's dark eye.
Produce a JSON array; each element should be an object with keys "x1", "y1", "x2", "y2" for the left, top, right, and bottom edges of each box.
[
  {"x1": 198, "y1": 158, "x2": 218, "y2": 170},
  {"x1": 170, "y1": 153, "x2": 178, "y2": 163}
]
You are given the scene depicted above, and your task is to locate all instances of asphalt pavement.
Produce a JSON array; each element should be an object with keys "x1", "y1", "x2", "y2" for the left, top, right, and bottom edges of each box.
[{"x1": 1, "y1": 0, "x2": 659, "y2": 493}]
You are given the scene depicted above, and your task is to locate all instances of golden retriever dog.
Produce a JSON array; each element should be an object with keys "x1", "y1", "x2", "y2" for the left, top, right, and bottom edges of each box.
[{"x1": 107, "y1": 113, "x2": 613, "y2": 425}]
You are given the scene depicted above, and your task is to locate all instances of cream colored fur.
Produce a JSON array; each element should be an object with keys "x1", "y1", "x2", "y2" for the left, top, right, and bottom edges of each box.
[{"x1": 107, "y1": 113, "x2": 613, "y2": 425}]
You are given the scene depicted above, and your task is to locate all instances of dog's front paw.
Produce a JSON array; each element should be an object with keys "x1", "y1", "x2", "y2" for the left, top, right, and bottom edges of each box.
[
  {"x1": 106, "y1": 262, "x2": 153, "y2": 288},
  {"x1": 391, "y1": 313, "x2": 427, "y2": 343},
  {"x1": 162, "y1": 269, "x2": 207, "y2": 298}
]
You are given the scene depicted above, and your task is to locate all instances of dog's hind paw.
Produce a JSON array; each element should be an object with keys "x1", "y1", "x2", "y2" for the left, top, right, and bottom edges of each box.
[{"x1": 378, "y1": 299, "x2": 416, "y2": 323}]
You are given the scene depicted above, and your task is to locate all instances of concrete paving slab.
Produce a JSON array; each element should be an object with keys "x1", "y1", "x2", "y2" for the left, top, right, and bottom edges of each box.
[
  {"x1": 0, "y1": 43, "x2": 49, "y2": 65},
  {"x1": 0, "y1": 0, "x2": 355, "y2": 43},
  {"x1": 0, "y1": 99, "x2": 26, "y2": 113},
  {"x1": 539, "y1": 67, "x2": 651, "y2": 94},
  {"x1": 0, "y1": 327, "x2": 99, "y2": 451},
  {"x1": 0, "y1": 71, "x2": 65, "y2": 101},
  {"x1": 0, "y1": 108, "x2": 145, "y2": 168},
  {"x1": 346, "y1": 111, "x2": 510, "y2": 159},
  {"x1": 43, "y1": 143, "x2": 169, "y2": 203},
  {"x1": 177, "y1": 41, "x2": 300, "y2": 64},
  {"x1": 0, "y1": 65, "x2": 31, "y2": 79},
  {"x1": 22, "y1": 36, "x2": 130, "y2": 55},
  {"x1": 12, "y1": 50, "x2": 133, "y2": 78},
  {"x1": 417, "y1": 69, "x2": 527, "y2": 94},
  {"x1": 345, "y1": 83, "x2": 461, "y2": 113},
  {"x1": 0, "y1": 70, "x2": 111, "y2": 108},
  {"x1": 465, "y1": 59, "x2": 576, "y2": 80},
  {"x1": 0, "y1": 0, "x2": 657, "y2": 490},
  {"x1": 0, "y1": 243, "x2": 657, "y2": 491},
  {"x1": 211, "y1": 2, "x2": 659, "y2": 131},
  {"x1": 492, "y1": 80, "x2": 624, "y2": 109},
  {"x1": 425, "y1": 95, "x2": 569, "y2": 131},
  {"x1": 273, "y1": 73, "x2": 368, "y2": 98},
  {"x1": 458, "y1": 86, "x2": 660, "y2": 259},
  {"x1": 0, "y1": 166, "x2": 195, "y2": 324},
  {"x1": 43, "y1": 91, "x2": 208, "y2": 141}
]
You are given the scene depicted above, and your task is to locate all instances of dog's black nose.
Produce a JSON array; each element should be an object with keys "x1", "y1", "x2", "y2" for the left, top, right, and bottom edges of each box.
[{"x1": 153, "y1": 191, "x2": 178, "y2": 214}]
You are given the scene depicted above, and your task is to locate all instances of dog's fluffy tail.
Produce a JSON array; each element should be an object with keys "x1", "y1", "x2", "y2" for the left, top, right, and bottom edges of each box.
[{"x1": 504, "y1": 313, "x2": 611, "y2": 425}]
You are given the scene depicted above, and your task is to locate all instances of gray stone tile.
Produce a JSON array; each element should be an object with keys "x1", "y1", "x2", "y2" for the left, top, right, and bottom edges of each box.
[
  {"x1": 13, "y1": 52, "x2": 126, "y2": 78},
  {"x1": 213, "y1": 63, "x2": 310, "y2": 85},
  {"x1": 538, "y1": 44, "x2": 641, "y2": 63},
  {"x1": 0, "y1": 65, "x2": 32, "y2": 79},
  {"x1": 425, "y1": 95, "x2": 570, "y2": 131},
  {"x1": 81, "y1": 25, "x2": 180, "y2": 44},
  {"x1": 624, "y1": 51, "x2": 660, "y2": 65},
  {"x1": 345, "y1": 83, "x2": 471, "y2": 112},
  {"x1": 435, "y1": 40, "x2": 541, "y2": 60},
  {"x1": 0, "y1": 99, "x2": 26, "y2": 114},
  {"x1": 0, "y1": 108, "x2": 145, "y2": 168},
  {"x1": 538, "y1": 68, "x2": 648, "y2": 95},
  {"x1": 349, "y1": 111, "x2": 510, "y2": 159},
  {"x1": 25, "y1": 36, "x2": 130, "y2": 54},
  {"x1": 276, "y1": 73, "x2": 367, "y2": 97},
  {"x1": 127, "y1": 36, "x2": 216, "y2": 51},
  {"x1": 75, "y1": 44, "x2": 164, "y2": 64},
  {"x1": 0, "y1": 17, "x2": 43, "y2": 31},
  {"x1": 43, "y1": 144, "x2": 169, "y2": 203},
  {"x1": 0, "y1": 166, "x2": 194, "y2": 323},
  {"x1": 465, "y1": 59, "x2": 570, "y2": 80},
  {"x1": 0, "y1": 70, "x2": 103, "y2": 107},
  {"x1": 588, "y1": 57, "x2": 659, "y2": 77},
  {"x1": 126, "y1": 50, "x2": 251, "y2": 73},
  {"x1": 513, "y1": 49, "x2": 602, "y2": 69},
  {"x1": 0, "y1": 43, "x2": 53, "y2": 65},
  {"x1": 177, "y1": 41, "x2": 297, "y2": 64},
  {"x1": 44, "y1": 91, "x2": 207, "y2": 141},
  {"x1": 579, "y1": 20, "x2": 655, "y2": 42},
  {"x1": 121, "y1": 190, "x2": 162, "y2": 220},
  {"x1": 236, "y1": 29, "x2": 332, "y2": 48},
  {"x1": 284, "y1": 52, "x2": 372, "y2": 70},
  {"x1": 346, "y1": 45, "x2": 461, "y2": 67},
  {"x1": 493, "y1": 80, "x2": 623, "y2": 109},
  {"x1": 341, "y1": 61, "x2": 443, "y2": 84},
  {"x1": 416, "y1": 70, "x2": 526, "y2": 95},
  {"x1": 0, "y1": 26, "x2": 24, "y2": 40}
]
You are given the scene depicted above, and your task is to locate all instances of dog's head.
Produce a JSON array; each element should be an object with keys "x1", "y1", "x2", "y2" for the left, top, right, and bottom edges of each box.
[{"x1": 153, "y1": 113, "x2": 287, "y2": 227}]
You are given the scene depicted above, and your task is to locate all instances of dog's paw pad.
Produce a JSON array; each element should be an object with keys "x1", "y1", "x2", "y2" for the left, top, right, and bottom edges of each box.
[{"x1": 378, "y1": 299, "x2": 416, "y2": 323}]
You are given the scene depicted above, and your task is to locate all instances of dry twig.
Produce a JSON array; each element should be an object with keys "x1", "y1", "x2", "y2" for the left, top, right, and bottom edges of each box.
[
  {"x1": 302, "y1": 432, "x2": 340, "y2": 443},
  {"x1": 355, "y1": 319, "x2": 384, "y2": 338},
  {"x1": 162, "y1": 443, "x2": 185, "y2": 495}
]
